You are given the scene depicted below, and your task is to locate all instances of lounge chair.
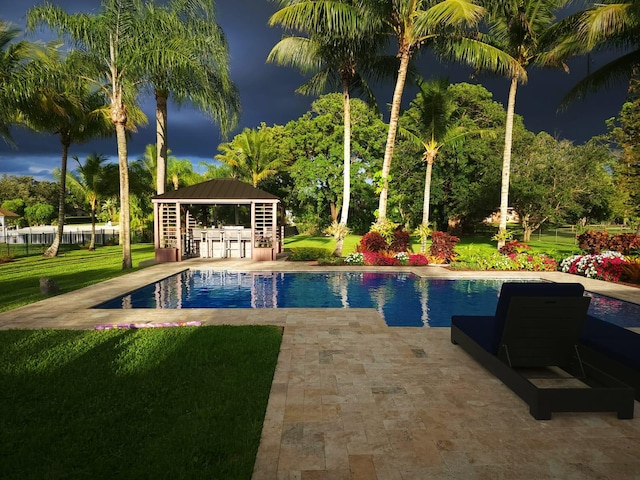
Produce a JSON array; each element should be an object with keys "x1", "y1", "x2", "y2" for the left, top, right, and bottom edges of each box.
[{"x1": 451, "y1": 282, "x2": 635, "y2": 420}]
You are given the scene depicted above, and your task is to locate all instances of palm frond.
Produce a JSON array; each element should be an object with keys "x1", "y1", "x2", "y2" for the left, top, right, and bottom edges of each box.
[{"x1": 560, "y1": 48, "x2": 640, "y2": 108}]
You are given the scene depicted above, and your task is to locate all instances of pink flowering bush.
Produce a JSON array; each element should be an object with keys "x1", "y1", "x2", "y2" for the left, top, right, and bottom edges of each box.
[{"x1": 560, "y1": 251, "x2": 630, "y2": 282}]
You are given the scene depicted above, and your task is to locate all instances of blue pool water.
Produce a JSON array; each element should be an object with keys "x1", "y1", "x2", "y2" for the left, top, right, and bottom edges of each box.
[{"x1": 94, "y1": 270, "x2": 640, "y2": 328}]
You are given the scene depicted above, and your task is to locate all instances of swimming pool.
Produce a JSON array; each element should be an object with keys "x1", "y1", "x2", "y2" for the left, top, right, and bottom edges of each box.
[{"x1": 94, "y1": 270, "x2": 640, "y2": 328}]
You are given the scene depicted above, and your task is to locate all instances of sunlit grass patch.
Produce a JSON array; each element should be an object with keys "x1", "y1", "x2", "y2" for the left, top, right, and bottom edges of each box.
[{"x1": 0, "y1": 325, "x2": 282, "y2": 480}]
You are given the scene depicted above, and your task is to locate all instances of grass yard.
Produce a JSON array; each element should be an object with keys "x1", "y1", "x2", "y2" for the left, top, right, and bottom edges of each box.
[
  {"x1": 284, "y1": 233, "x2": 580, "y2": 259},
  {"x1": 0, "y1": 325, "x2": 282, "y2": 480},
  {"x1": 0, "y1": 244, "x2": 156, "y2": 312}
]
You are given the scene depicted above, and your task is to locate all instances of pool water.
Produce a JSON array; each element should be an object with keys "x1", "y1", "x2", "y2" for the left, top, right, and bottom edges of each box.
[{"x1": 94, "y1": 270, "x2": 640, "y2": 328}]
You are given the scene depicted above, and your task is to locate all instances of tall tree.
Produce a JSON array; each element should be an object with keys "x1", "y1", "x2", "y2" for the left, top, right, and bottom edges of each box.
[
  {"x1": 267, "y1": 0, "x2": 494, "y2": 224},
  {"x1": 66, "y1": 153, "x2": 119, "y2": 250},
  {"x1": 139, "y1": 0, "x2": 239, "y2": 195},
  {"x1": 269, "y1": 2, "x2": 393, "y2": 254},
  {"x1": 401, "y1": 77, "x2": 491, "y2": 252},
  {"x1": 510, "y1": 133, "x2": 616, "y2": 240},
  {"x1": 19, "y1": 50, "x2": 113, "y2": 257},
  {"x1": 467, "y1": 0, "x2": 569, "y2": 247},
  {"x1": 604, "y1": 77, "x2": 640, "y2": 230},
  {"x1": 28, "y1": 0, "x2": 149, "y2": 269},
  {"x1": 370, "y1": 0, "x2": 488, "y2": 223}
]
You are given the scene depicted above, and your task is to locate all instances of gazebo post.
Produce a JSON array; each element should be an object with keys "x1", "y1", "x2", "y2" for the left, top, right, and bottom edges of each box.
[
  {"x1": 176, "y1": 202, "x2": 182, "y2": 261},
  {"x1": 153, "y1": 202, "x2": 160, "y2": 249}
]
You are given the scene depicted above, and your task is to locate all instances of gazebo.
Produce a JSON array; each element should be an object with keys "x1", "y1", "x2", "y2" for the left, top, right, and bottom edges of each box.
[{"x1": 151, "y1": 179, "x2": 281, "y2": 262}]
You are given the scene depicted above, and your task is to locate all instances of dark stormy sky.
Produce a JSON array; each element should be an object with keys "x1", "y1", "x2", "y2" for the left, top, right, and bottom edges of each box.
[{"x1": 0, "y1": 0, "x2": 630, "y2": 181}]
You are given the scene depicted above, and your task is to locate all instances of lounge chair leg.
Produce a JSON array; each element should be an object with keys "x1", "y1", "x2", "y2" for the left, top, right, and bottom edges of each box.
[
  {"x1": 617, "y1": 406, "x2": 634, "y2": 419},
  {"x1": 530, "y1": 405, "x2": 551, "y2": 420}
]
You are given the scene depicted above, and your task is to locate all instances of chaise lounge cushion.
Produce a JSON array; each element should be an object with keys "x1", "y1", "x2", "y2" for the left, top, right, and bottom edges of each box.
[
  {"x1": 451, "y1": 282, "x2": 586, "y2": 355},
  {"x1": 581, "y1": 315, "x2": 640, "y2": 371}
]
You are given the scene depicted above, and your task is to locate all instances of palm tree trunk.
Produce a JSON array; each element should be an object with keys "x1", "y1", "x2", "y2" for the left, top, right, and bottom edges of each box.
[
  {"x1": 44, "y1": 136, "x2": 70, "y2": 257},
  {"x1": 421, "y1": 156, "x2": 434, "y2": 254},
  {"x1": 89, "y1": 198, "x2": 97, "y2": 250},
  {"x1": 334, "y1": 84, "x2": 352, "y2": 258},
  {"x1": 498, "y1": 74, "x2": 519, "y2": 249},
  {"x1": 339, "y1": 84, "x2": 351, "y2": 226},
  {"x1": 156, "y1": 90, "x2": 168, "y2": 195},
  {"x1": 112, "y1": 98, "x2": 132, "y2": 269},
  {"x1": 377, "y1": 47, "x2": 411, "y2": 223}
]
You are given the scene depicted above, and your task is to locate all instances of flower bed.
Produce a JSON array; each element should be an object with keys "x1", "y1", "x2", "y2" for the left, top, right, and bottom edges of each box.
[
  {"x1": 560, "y1": 251, "x2": 630, "y2": 282},
  {"x1": 345, "y1": 251, "x2": 429, "y2": 266}
]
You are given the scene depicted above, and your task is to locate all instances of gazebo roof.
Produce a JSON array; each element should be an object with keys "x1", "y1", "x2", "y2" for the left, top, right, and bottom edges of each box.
[
  {"x1": 152, "y1": 178, "x2": 279, "y2": 202},
  {"x1": 0, "y1": 208, "x2": 19, "y2": 217}
]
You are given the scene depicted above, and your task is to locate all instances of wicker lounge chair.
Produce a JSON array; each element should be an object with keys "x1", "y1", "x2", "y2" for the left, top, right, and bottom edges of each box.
[{"x1": 451, "y1": 282, "x2": 635, "y2": 420}]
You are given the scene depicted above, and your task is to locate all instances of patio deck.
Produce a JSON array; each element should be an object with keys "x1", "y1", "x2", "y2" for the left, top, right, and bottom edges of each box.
[{"x1": 1, "y1": 259, "x2": 640, "y2": 479}]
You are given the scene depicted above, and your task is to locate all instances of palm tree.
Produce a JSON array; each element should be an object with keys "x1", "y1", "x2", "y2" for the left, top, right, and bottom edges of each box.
[
  {"x1": 402, "y1": 77, "x2": 491, "y2": 252},
  {"x1": 167, "y1": 158, "x2": 201, "y2": 190},
  {"x1": 464, "y1": 0, "x2": 569, "y2": 247},
  {"x1": 198, "y1": 160, "x2": 234, "y2": 180},
  {"x1": 268, "y1": 0, "x2": 490, "y2": 225},
  {"x1": 545, "y1": 1, "x2": 640, "y2": 106},
  {"x1": 0, "y1": 21, "x2": 45, "y2": 144},
  {"x1": 370, "y1": 0, "x2": 488, "y2": 224},
  {"x1": 214, "y1": 127, "x2": 284, "y2": 188},
  {"x1": 28, "y1": 0, "x2": 149, "y2": 269},
  {"x1": 136, "y1": 144, "x2": 159, "y2": 192},
  {"x1": 66, "y1": 153, "x2": 119, "y2": 250},
  {"x1": 139, "y1": 0, "x2": 239, "y2": 195},
  {"x1": 18, "y1": 50, "x2": 113, "y2": 257},
  {"x1": 269, "y1": 2, "x2": 394, "y2": 254}
]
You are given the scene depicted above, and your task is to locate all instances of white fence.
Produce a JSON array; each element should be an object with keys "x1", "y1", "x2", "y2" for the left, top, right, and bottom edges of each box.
[{"x1": 0, "y1": 226, "x2": 119, "y2": 247}]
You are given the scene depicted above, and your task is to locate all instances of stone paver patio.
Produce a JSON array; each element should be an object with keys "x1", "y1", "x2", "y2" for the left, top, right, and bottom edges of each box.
[{"x1": 2, "y1": 258, "x2": 640, "y2": 479}]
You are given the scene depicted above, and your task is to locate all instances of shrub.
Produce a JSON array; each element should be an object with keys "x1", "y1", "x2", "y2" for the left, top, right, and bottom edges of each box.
[
  {"x1": 429, "y1": 231, "x2": 460, "y2": 263},
  {"x1": 609, "y1": 233, "x2": 640, "y2": 255},
  {"x1": 317, "y1": 256, "x2": 346, "y2": 266},
  {"x1": 621, "y1": 259, "x2": 640, "y2": 284},
  {"x1": 506, "y1": 253, "x2": 557, "y2": 272},
  {"x1": 363, "y1": 251, "x2": 400, "y2": 266},
  {"x1": 408, "y1": 254, "x2": 429, "y2": 266},
  {"x1": 577, "y1": 230, "x2": 610, "y2": 254},
  {"x1": 499, "y1": 240, "x2": 530, "y2": 255},
  {"x1": 390, "y1": 230, "x2": 411, "y2": 252},
  {"x1": 369, "y1": 219, "x2": 398, "y2": 243},
  {"x1": 452, "y1": 250, "x2": 556, "y2": 271},
  {"x1": 359, "y1": 231, "x2": 388, "y2": 253},
  {"x1": 287, "y1": 247, "x2": 331, "y2": 261},
  {"x1": 560, "y1": 251, "x2": 630, "y2": 282}
]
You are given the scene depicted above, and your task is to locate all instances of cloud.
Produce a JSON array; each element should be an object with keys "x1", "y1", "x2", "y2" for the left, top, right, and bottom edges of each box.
[{"x1": 0, "y1": 0, "x2": 631, "y2": 184}]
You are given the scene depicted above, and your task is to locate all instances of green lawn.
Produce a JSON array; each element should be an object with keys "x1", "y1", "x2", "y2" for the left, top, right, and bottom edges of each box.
[
  {"x1": 0, "y1": 326, "x2": 282, "y2": 480},
  {"x1": 0, "y1": 244, "x2": 156, "y2": 313},
  {"x1": 284, "y1": 232, "x2": 580, "y2": 258}
]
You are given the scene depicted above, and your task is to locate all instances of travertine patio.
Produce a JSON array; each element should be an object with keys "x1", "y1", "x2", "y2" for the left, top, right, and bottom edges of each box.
[{"x1": 2, "y1": 258, "x2": 640, "y2": 479}]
